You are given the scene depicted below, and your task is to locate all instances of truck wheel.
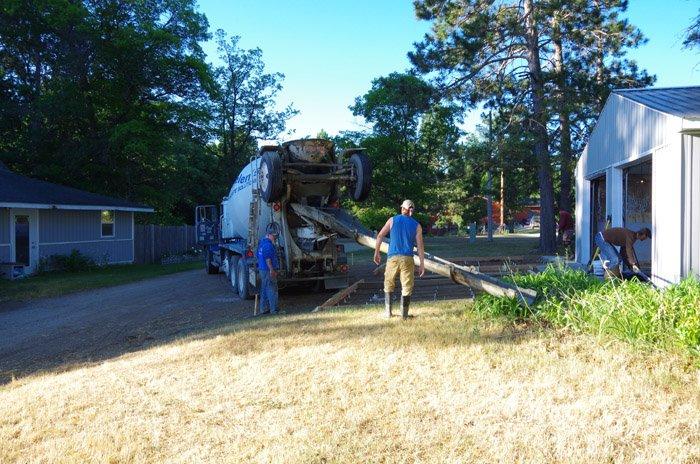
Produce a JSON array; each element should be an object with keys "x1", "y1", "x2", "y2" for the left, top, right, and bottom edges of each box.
[
  {"x1": 237, "y1": 259, "x2": 254, "y2": 300},
  {"x1": 349, "y1": 152, "x2": 371, "y2": 201},
  {"x1": 259, "y1": 152, "x2": 284, "y2": 203},
  {"x1": 205, "y1": 249, "x2": 219, "y2": 274},
  {"x1": 229, "y1": 255, "x2": 240, "y2": 292}
]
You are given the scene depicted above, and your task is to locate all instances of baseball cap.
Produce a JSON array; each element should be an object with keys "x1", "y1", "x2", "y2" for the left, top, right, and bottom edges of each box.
[
  {"x1": 266, "y1": 222, "x2": 280, "y2": 236},
  {"x1": 401, "y1": 199, "x2": 415, "y2": 210}
]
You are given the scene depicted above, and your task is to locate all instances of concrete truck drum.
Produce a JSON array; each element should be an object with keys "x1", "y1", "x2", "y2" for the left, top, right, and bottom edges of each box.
[{"x1": 195, "y1": 139, "x2": 372, "y2": 299}]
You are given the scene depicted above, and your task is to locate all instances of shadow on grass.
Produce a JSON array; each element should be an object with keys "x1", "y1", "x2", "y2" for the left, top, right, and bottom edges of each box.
[{"x1": 0, "y1": 302, "x2": 538, "y2": 386}]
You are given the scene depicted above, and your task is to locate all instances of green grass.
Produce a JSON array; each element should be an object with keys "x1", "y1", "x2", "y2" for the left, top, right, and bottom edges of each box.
[
  {"x1": 474, "y1": 266, "x2": 700, "y2": 357},
  {"x1": 346, "y1": 233, "x2": 541, "y2": 263},
  {"x1": 423, "y1": 233, "x2": 540, "y2": 258},
  {"x1": 0, "y1": 260, "x2": 203, "y2": 304}
]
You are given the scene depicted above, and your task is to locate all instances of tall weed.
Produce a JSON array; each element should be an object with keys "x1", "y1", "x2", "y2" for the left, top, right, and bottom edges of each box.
[{"x1": 473, "y1": 266, "x2": 700, "y2": 355}]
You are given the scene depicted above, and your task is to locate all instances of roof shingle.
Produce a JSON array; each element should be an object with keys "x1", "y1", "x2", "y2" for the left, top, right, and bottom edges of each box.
[{"x1": 0, "y1": 169, "x2": 153, "y2": 212}]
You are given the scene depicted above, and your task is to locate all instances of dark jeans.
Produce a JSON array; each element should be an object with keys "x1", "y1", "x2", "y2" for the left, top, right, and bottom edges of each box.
[{"x1": 259, "y1": 269, "x2": 278, "y2": 313}]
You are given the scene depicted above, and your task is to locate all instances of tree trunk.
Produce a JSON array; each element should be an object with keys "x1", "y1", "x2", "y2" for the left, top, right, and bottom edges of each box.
[
  {"x1": 552, "y1": 17, "x2": 573, "y2": 214},
  {"x1": 524, "y1": 0, "x2": 556, "y2": 253}
]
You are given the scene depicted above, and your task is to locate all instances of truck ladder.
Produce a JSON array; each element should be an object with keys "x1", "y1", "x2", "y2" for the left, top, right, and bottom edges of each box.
[
  {"x1": 289, "y1": 203, "x2": 537, "y2": 306},
  {"x1": 248, "y1": 156, "x2": 261, "y2": 252}
]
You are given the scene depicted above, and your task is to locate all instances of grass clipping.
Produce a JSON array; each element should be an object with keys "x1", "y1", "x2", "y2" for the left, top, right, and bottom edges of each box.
[
  {"x1": 475, "y1": 267, "x2": 700, "y2": 356},
  {"x1": 1, "y1": 303, "x2": 699, "y2": 463}
]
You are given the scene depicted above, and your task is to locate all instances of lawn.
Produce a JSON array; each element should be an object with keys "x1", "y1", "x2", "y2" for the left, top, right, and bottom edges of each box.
[
  {"x1": 0, "y1": 260, "x2": 203, "y2": 304},
  {"x1": 1, "y1": 302, "x2": 697, "y2": 463},
  {"x1": 346, "y1": 233, "x2": 542, "y2": 262}
]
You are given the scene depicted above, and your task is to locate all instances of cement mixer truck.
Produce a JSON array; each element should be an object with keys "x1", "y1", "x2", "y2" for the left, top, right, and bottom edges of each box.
[{"x1": 196, "y1": 139, "x2": 372, "y2": 299}]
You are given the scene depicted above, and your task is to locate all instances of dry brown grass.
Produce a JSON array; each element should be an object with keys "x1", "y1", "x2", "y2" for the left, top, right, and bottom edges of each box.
[{"x1": 1, "y1": 302, "x2": 699, "y2": 463}]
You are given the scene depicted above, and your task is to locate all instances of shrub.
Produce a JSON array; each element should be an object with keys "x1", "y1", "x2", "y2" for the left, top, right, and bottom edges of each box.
[
  {"x1": 40, "y1": 249, "x2": 98, "y2": 273},
  {"x1": 473, "y1": 266, "x2": 700, "y2": 355}
]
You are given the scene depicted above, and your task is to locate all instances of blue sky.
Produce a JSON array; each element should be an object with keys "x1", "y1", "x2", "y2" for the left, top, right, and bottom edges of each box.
[{"x1": 198, "y1": 0, "x2": 700, "y2": 139}]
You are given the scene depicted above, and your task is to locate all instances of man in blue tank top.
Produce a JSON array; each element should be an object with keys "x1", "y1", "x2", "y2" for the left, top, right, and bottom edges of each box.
[{"x1": 373, "y1": 199, "x2": 425, "y2": 318}]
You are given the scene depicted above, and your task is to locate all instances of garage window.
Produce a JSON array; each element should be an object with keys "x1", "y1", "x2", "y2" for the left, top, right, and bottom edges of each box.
[{"x1": 101, "y1": 210, "x2": 115, "y2": 237}]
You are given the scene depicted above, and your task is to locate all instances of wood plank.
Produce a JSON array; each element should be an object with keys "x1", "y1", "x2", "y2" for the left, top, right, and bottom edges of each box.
[{"x1": 313, "y1": 279, "x2": 364, "y2": 312}]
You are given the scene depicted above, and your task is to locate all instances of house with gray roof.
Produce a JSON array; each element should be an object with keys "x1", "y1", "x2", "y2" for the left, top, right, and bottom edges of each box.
[
  {"x1": 575, "y1": 86, "x2": 700, "y2": 286},
  {"x1": 0, "y1": 162, "x2": 152, "y2": 276}
]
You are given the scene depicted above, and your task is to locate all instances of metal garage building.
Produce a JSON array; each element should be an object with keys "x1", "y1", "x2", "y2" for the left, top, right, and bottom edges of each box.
[
  {"x1": 0, "y1": 163, "x2": 152, "y2": 276},
  {"x1": 575, "y1": 86, "x2": 700, "y2": 286}
]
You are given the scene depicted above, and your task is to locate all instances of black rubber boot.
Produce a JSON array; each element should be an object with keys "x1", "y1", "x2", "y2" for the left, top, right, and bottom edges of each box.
[
  {"x1": 384, "y1": 292, "x2": 393, "y2": 318},
  {"x1": 401, "y1": 295, "x2": 411, "y2": 319}
]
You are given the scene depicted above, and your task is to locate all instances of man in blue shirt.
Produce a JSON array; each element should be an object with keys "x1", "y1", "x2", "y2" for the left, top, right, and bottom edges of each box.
[
  {"x1": 373, "y1": 199, "x2": 425, "y2": 319},
  {"x1": 256, "y1": 222, "x2": 280, "y2": 315}
]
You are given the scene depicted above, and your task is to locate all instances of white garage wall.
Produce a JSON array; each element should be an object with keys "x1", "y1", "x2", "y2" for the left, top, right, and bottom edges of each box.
[
  {"x1": 682, "y1": 135, "x2": 700, "y2": 277},
  {"x1": 575, "y1": 153, "x2": 591, "y2": 264},
  {"x1": 652, "y1": 135, "x2": 684, "y2": 286},
  {"x1": 583, "y1": 95, "x2": 676, "y2": 178}
]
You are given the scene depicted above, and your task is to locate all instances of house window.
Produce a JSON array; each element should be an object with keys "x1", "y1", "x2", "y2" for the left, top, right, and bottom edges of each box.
[{"x1": 101, "y1": 210, "x2": 115, "y2": 237}]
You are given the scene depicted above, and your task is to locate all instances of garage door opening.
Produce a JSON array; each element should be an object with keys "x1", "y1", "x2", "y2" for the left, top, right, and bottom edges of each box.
[
  {"x1": 623, "y1": 159, "x2": 652, "y2": 271},
  {"x1": 590, "y1": 175, "x2": 606, "y2": 260}
]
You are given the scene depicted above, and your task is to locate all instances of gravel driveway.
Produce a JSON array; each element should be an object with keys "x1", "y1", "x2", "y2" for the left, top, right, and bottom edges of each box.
[{"x1": 0, "y1": 270, "x2": 263, "y2": 383}]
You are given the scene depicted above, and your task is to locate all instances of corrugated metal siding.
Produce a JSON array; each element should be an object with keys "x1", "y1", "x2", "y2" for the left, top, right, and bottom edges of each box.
[
  {"x1": 39, "y1": 240, "x2": 133, "y2": 264},
  {"x1": 0, "y1": 207, "x2": 9, "y2": 244},
  {"x1": 584, "y1": 94, "x2": 678, "y2": 177},
  {"x1": 39, "y1": 209, "x2": 131, "y2": 243}
]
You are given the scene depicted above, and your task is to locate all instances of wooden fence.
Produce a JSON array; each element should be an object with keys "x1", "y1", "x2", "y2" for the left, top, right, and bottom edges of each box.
[{"x1": 134, "y1": 224, "x2": 197, "y2": 264}]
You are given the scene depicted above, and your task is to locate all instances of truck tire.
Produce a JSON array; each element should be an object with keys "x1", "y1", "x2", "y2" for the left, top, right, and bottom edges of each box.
[
  {"x1": 349, "y1": 152, "x2": 371, "y2": 201},
  {"x1": 206, "y1": 249, "x2": 219, "y2": 274},
  {"x1": 237, "y1": 259, "x2": 254, "y2": 300},
  {"x1": 229, "y1": 255, "x2": 240, "y2": 292},
  {"x1": 259, "y1": 152, "x2": 284, "y2": 203}
]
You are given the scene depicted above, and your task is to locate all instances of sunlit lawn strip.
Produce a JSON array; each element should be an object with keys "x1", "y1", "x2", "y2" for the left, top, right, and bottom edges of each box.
[{"x1": 0, "y1": 260, "x2": 203, "y2": 304}]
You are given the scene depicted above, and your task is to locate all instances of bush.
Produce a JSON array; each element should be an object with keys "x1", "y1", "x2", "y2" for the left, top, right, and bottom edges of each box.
[
  {"x1": 473, "y1": 266, "x2": 700, "y2": 355},
  {"x1": 40, "y1": 249, "x2": 98, "y2": 273}
]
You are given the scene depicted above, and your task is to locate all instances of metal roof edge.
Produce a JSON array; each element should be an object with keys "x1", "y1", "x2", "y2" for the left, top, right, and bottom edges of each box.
[{"x1": 613, "y1": 85, "x2": 700, "y2": 93}]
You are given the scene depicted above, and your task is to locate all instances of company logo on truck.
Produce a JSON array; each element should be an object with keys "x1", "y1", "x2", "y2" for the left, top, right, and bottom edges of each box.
[{"x1": 231, "y1": 166, "x2": 259, "y2": 196}]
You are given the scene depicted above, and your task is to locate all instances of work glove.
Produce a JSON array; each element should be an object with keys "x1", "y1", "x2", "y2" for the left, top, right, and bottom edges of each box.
[{"x1": 632, "y1": 265, "x2": 640, "y2": 274}]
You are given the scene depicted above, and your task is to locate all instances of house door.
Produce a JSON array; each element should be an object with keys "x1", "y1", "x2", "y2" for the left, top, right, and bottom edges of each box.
[{"x1": 10, "y1": 209, "x2": 39, "y2": 274}]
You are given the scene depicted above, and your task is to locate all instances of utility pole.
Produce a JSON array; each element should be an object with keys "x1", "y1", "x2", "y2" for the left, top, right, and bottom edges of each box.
[
  {"x1": 486, "y1": 112, "x2": 494, "y2": 242},
  {"x1": 500, "y1": 170, "x2": 505, "y2": 231}
]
